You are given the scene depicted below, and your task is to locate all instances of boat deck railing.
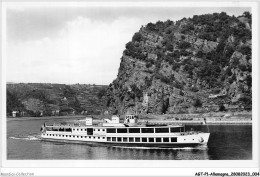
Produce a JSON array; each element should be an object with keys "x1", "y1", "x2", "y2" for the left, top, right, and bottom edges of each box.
[
  {"x1": 45, "y1": 123, "x2": 100, "y2": 128},
  {"x1": 45, "y1": 122, "x2": 185, "y2": 128}
]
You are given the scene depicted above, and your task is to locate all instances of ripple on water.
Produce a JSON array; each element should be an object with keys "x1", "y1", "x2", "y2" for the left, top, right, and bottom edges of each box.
[{"x1": 9, "y1": 135, "x2": 41, "y2": 141}]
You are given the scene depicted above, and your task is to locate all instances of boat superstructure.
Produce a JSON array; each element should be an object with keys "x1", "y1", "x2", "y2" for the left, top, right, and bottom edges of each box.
[{"x1": 40, "y1": 115, "x2": 210, "y2": 148}]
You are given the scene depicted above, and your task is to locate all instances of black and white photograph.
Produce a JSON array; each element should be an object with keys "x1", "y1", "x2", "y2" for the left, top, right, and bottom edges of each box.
[{"x1": 1, "y1": 1, "x2": 259, "y2": 176}]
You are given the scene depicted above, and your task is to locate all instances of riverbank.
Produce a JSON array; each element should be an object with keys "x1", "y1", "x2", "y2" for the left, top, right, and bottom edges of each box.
[
  {"x1": 138, "y1": 111, "x2": 252, "y2": 125},
  {"x1": 6, "y1": 111, "x2": 252, "y2": 124},
  {"x1": 138, "y1": 119, "x2": 252, "y2": 125},
  {"x1": 6, "y1": 115, "x2": 86, "y2": 121}
]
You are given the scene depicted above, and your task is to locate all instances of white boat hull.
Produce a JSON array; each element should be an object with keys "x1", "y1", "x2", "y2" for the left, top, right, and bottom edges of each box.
[{"x1": 40, "y1": 131, "x2": 210, "y2": 148}]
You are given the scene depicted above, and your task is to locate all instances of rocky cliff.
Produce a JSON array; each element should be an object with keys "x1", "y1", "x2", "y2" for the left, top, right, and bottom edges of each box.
[{"x1": 105, "y1": 12, "x2": 252, "y2": 114}]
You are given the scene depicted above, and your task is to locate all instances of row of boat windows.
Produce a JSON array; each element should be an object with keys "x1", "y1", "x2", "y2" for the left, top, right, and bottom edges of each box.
[
  {"x1": 46, "y1": 127, "x2": 185, "y2": 133},
  {"x1": 43, "y1": 134, "x2": 178, "y2": 142},
  {"x1": 46, "y1": 127, "x2": 72, "y2": 132},
  {"x1": 107, "y1": 127, "x2": 184, "y2": 133},
  {"x1": 46, "y1": 128, "x2": 100, "y2": 132},
  {"x1": 44, "y1": 134, "x2": 106, "y2": 139},
  {"x1": 107, "y1": 137, "x2": 177, "y2": 143}
]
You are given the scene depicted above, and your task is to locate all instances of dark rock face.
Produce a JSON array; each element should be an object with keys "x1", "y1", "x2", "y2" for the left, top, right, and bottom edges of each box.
[{"x1": 106, "y1": 12, "x2": 252, "y2": 114}]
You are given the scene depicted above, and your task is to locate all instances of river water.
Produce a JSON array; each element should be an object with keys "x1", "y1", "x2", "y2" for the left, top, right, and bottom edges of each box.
[{"x1": 7, "y1": 117, "x2": 252, "y2": 160}]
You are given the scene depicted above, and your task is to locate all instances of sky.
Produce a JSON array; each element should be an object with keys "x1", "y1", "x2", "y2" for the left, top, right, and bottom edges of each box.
[{"x1": 5, "y1": 6, "x2": 251, "y2": 85}]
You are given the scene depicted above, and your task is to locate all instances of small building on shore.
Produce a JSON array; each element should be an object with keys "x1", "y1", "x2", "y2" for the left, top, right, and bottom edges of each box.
[
  {"x1": 12, "y1": 111, "x2": 19, "y2": 117},
  {"x1": 202, "y1": 104, "x2": 220, "y2": 112},
  {"x1": 227, "y1": 105, "x2": 240, "y2": 112}
]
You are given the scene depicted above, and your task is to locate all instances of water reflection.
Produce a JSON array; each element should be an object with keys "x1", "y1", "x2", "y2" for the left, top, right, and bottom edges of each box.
[{"x1": 106, "y1": 146, "x2": 209, "y2": 160}]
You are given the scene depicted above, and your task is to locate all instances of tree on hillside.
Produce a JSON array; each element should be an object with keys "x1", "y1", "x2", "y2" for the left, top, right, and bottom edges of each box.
[
  {"x1": 7, "y1": 91, "x2": 25, "y2": 114},
  {"x1": 97, "y1": 87, "x2": 107, "y2": 99},
  {"x1": 132, "y1": 32, "x2": 143, "y2": 42},
  {"x1": 193, "y1": 98, "x2": 202, "y2": 108},
  {"x1": 130, "y1": 84, "x2": 143, "y2": 99}
]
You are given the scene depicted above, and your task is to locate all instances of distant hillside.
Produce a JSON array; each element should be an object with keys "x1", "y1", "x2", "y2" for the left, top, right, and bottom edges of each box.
[
  {"x1": 7, "y1": 83, "x2": 108, "y2": 117},
  {"x1": 105, "y1": 12, "x2": 252, "y2": 114}
]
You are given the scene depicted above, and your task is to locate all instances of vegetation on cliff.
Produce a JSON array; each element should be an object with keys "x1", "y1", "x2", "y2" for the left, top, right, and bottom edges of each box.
[{"x1": 106, "y1": 12, "x2": 252, "y2": 114}]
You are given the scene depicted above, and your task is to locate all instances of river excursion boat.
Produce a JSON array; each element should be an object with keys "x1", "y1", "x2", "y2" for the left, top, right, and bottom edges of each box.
[{"x1": 40, "y1": 115, "x2": 210, "y2": 148}]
